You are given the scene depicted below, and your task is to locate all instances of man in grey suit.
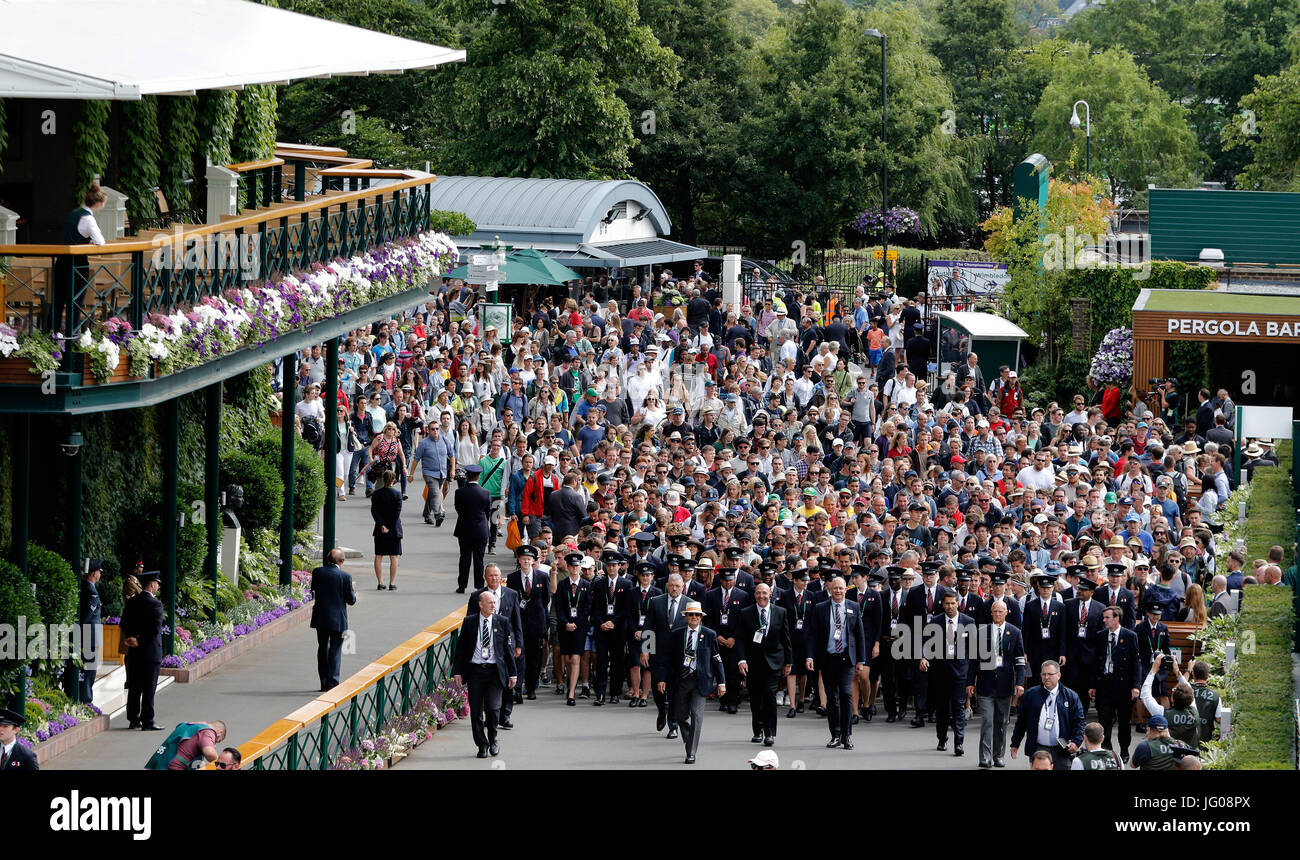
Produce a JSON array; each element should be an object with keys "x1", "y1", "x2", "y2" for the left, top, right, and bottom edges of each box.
[
  {"x1": 311, "y1": 549, "x2": 357, "y2": 691},
  {"x1": 655, "y1": 601, "x2": 725, "y2": 764}
]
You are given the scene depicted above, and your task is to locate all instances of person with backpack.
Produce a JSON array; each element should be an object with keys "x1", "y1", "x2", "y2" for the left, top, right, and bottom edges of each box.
[{"x1": 144, "y1": 720, "x2": 226, "y2": 770}]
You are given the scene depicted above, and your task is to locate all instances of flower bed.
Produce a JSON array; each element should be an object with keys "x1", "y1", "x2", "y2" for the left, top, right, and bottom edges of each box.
[
  {"x1": 16, "y1": 688, "x2": 103, "y2": 748},
  {"x1": 331, "y1": 679, "x2": 469, "y2": 770},
  {"x1": 1, "y1": 231, "x2": 458, "y2": 382}
]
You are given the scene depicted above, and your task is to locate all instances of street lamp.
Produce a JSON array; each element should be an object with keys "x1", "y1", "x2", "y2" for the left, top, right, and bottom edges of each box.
[
  {"x1": 865, "y1": 28, "x2": 888, "y2": 290},
  {"x1": 1070, "y1": 99, "x2": 1091, "y2": 176}
]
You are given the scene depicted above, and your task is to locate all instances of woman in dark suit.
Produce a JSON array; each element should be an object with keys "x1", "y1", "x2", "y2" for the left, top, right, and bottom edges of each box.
[
  {"x1": 370, "y1": 469, "x2": 403, "y2": 590},
  {"x1": 554, "y1": 551, "x2": 592, "y2": 706}
]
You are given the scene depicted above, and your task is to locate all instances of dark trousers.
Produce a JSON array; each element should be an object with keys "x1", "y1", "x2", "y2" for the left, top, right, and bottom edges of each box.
[
  {"x1": 79, "y1": 666, "x2": 97, "y2": 704},
  {"x1": 523, "y1": 634, "x2": 545, "y2": 693},
  {"x1": 316, "y1": 628, "x2": 344, "y2": 690},
  {"x1": 594, "y1": 626, "x2": 625, "y2": 697},
  {"x1": 1063, "y1": 660, "x2": 1093, "y2": 714},
  {"x1": 719, "y1": 643, "x2": 742, "y2": 708},
  {"x1": 468, "y1": 663, "x2": 503, "y2": 750},
  {"x1": 879, "y1": 648, "x2": 908, "y2": 716},
  {"x1": 821, "y1": 654, "x2": 855, "y2": 738},
  {"x1": 125, "y1": 657, "x2": 160, "y2": 725},
  {"x1": 747, "y1": 666, "x2": 779, "y2": 738},
  {"x1": 912, "y1": 659, "x2": 930, "y2": 714},
  {"x1": 458, "y1": 539, "x2": 486, "y2": 591},
  {"x1": 1095, "y1": 682, "x2": 1133, "y2": 755},
  {"x1": 931, "y1": 670, "x2": 967, "y2": 745},
  {"x1": 673, "y1": 674, "x2": 707, "y2": 757},
  {"x1": 653, "y1": 659, "x2": 677, "y2": 729}
]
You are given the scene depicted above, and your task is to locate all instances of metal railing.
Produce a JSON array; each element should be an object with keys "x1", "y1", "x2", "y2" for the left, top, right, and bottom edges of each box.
[{"x1": 236, "y1": 607, "x2": 465, "y2": 771}]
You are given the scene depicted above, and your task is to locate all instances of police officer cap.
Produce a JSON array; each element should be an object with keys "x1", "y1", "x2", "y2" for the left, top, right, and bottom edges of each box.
[
  {"x1": 634, "y1": 561, "x2": 657, "y2": 576},
  {"x1": 724, "y1": 546, "x2": 745, "y2": 560},
  {"x1": 758, "y1": 562, "x2": 780, "y2": 575},
  {"x1": 464, "y1": 464, "x2": 483, "y2": 476},
  {"x1": 1143, "y1": 600, "x2": 1165, "y2": 614},
  {"x1": 1031, "y1": 572, "x2": 1056, "y2": 585},
  {"x1": 87, "y1": 558, "x2": 105, "y2": 573},
  {"x1": 1105, "y1": 562, "x2": 1128, "y2": 576},
  {"x1": 678, "y1": 557, "x2": 697, "y2": 571},
  {"x1": 920, "y1": 560, "x2": 942, "y2": 574},
  {"x1": 717, "y1": 568, "x2": 736, "y2": 581},
  {"x1": 850, "y1": 564, "x2": 871, "y2": 578},
  {"x1": 601, "y1": 550, "x2": 625, "y2": 564},
  {"x1": 868, "y1": 570, "x2": 887, "y2": 584},
  {"x1": 907, "y1": 501, "x2": 926, "y2": 512},
  {"x1": 515, "y1": 544, "x2": 539, "y2": 559},
  {"x1": 989, "y1": 572, "x2": 1009, "y2": 585},
  {"x1": 138, "y1": 570, "x2": 162, "y2": 584},
  {"x1": 0, "y1": 707, "x2": 25, "y2": 727},
  {"x1": 666, "y1": 553, "x2": 686, "y2": 567},
  {"x1": 956, "y1": 570, "x2": 972, "y2": 582},
  {"x1": 564, "y1": 552, "x2": 585, "y2": 566},
  {"x1": 977, "y1": 555, "x2": 999, "y2": 569},
  {"x1": 1066, "y1": 564, "x2": 1090, "y2": 578},
  {"x1": 817, "y1": 555, "x2": 837, "y2": 568},
  {"x1": 886, "y1": 565, "x2": 907, "y2": 579},
  {"x1": 791, "y1": 568, "x2": 810, "y2": 581},
  {"x1": 1075, "y1": 576, "x2": 1097, "y2": 592},
  {"x1": 668, "y1": 533, "x2": 690, "y2": 545},
  {"x1": 633, "y1": 531, "x2": 657, "y2": 543}
]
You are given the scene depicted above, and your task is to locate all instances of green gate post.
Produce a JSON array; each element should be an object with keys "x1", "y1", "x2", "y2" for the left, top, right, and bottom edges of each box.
[
  {"x1": 287, "y1": 733, "x2": 299, "y2": 770},
  {"x1": 294, "y1": 162, "x2": 306, "y2": 202},
  {"x1": 349, "y1": 697, "x2": 360, "y2": 748},
  {"x1": 9, "y1": 416, "x2": 30, "y2": 713},
  {"x1": 162, "y1": 398, "x2": 180, "y2": 657},
  {"x1": 401, "y1": 662, "x2": 411, "y2": 712},
  {"x1": 319, "y1": 712, "x2": 331, "y2": 770},
  {"x1": 66, "y1": 415, "x2": 83, "y2": 703},
  {"x1": 425, "y1": 645, "x2": 437, "y2": 694},
  {"x1": 1233, "y1": 405, "x2": 1243, "y2": 487},
  {"x1": 323, "y1": 338, "x2": 338, "y2": 561},
  {"x1": 376, "y1": 680, "x2": 387, "y2": 729},
  {"x1": 205, "y1": 382, "x2": 223, "y2": 623},
  {"x1": 280, "y1": 355, "x2": 296, "y2": 586}
]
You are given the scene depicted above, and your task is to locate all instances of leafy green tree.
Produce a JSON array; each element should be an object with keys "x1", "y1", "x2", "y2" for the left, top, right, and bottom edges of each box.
[
  {"x1": 1031, "y1": 46, "x2": 1204, "y2": 204},
  {"x1": 1225, "y1": 56, "x2": 1300, "y2": 191}
]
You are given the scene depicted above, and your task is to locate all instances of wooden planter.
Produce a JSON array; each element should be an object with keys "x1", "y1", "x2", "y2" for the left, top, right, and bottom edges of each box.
[
  {"x1": 101, "y1": 623, "x2": 123, "y2": 663},
  {"x1": 84, "y1": 363, "x2": 136, "y2": 385},
  {"x1": 0, "y1": 358, "x2": 43, "y2": 384}
]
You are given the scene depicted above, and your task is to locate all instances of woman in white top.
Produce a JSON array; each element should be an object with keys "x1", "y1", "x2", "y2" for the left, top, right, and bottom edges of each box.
[
  {"x1": 455, "y1": 416, "x2": 480, "y2": 469},
  {"x1": 55, "y1": 183, "x2": 109, "y2": 332}
]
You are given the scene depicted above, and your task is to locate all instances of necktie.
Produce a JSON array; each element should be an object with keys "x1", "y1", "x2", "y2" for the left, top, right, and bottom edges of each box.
[
  {"x1": 1110, "y1": 589, "x2": 1116, "y2": 606},
  {"x1": 996, "y1": 627, "x2": 1003, "y2": 656},
  {"x1": 1042, "y1": 602, "x2": 1049, "y2": 623},
  {"x1": 610, "y1": 578, "x2": 616, "y2": 599},
  {"x1": 524, "y1": 574, "x2": 531, "y2": 596},
  {"x1": 947, "y1": 619, "x2": 954, "y2": 653},
  {"x1": 670, "y1": 597, "x2": 678, "y2": 623},
  {"x1": 0, "y1": 747, "x2": 8, "y2": 769},
  {"x1": 760, "y1": 607, "x2": 768, "y2": 634},
  {"x1": 926, "y1": 590, "x2": 933, "y2": 613},
  {"x1": 1080, "y1": 601, "x2": 1087, "y2": 624},
  {"x1": 479, "y1": 618, "x2": 490, "y2": 652},
  {"x1": 892, "y1": 592, "x2": 898, "y2": 618},
  {"x1": 1106, "y1": 633, "x2": 1115, "y2": 673}
]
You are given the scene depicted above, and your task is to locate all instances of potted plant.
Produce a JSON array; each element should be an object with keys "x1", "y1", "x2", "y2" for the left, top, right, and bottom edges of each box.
[{"x1": 0, "y1": 326, "x2": 65, "y2": 383}]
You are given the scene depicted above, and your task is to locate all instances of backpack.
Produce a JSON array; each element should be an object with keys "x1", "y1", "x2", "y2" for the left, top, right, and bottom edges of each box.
[
  {"x1": 144, "y1": 722, "x2": 211, "y2": 770},
  {"x1": 301, "y1": 416, "x2": 323, "y2": 449}
]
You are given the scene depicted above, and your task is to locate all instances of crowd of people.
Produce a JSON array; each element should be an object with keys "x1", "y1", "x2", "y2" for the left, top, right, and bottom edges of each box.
[{"x1": 278, "y1": 262, "x2": 1290, "y2": 768}]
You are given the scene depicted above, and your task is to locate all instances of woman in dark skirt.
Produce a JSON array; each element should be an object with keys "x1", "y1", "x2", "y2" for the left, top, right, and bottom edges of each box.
[
  {"x1": 553, "y1": 551, "x2": 592, "y2": 706},
  {"x1": 370, "y1": 470, "x2": 403, "y2": 590}
]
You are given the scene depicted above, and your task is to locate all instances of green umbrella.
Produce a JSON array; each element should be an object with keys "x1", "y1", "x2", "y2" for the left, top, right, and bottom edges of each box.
[{"x1": 445, "y1": 249, "x2": 581, "y2": 286}]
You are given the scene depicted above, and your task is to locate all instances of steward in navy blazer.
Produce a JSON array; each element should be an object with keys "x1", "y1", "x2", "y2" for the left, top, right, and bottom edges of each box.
[
  {"x1": 507, "y1": 569, "x2": 551, "y2": 638},
  {"x1": 845, "y1": 585, "x2": 884, "y2": 664},
  {"x1": 803, "y1": 599, "x2": 868, "y2": 666},
  {"x1": 1010, "y1": 683, "x2": 1085, "y2": 756},
  {"x1": 453, "y1": 482, "x2": 492, "y2": 542},
  {"x1": 467, "y1": 586, "x2": 524, "y2": 652},
  {"x1": 656, "y1": 624, "x2": 725, "y2": 696},
  {"x1": 970, "y1": 622, "x2": 1027, "y2": 698},
  {"x1": 310, "y1": 564, "x2": 356, "y2": 633},
  {"x1": 1089, "y1": 625, "x2": 1141, "y2": 692},
  {"x1": 1094, "y1": 584, "x2": 1137, "y2": 629},
  {"x1": 590, "y1": 573, "x2": 634, "y2": 629},
  {"x1": 454, "y1": 612, "x2": 518, "y2": 689}
]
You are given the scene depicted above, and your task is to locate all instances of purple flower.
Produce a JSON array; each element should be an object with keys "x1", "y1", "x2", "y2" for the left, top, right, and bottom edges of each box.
[{"x1": 36, "y1": 729, "x2": 49, "y2": 741}]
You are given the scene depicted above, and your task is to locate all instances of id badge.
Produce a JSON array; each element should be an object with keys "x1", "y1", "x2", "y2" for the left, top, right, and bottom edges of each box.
[
  {"x1": 1041, "y1": 626, "x2": 1050, "y2": 640},
  {"x1": 638, "y1": 614, "x2": 646, "y2": 627},
  {"x1": 720, "y1": 612, "x2": 729, "y2": 626},
  {"x1": 481, "y1": 647, "x2": 490, "y2": 660},
  {"x1": 889, "y1": 619, "x2": 898, "y2": 632},
  {"x1": 753, "y1": 631, "x2": 764, "y2": 644},
  {"x1": 1077, "y1": 623, "x2": 1086, "y2": 638},
  {"x1": 570, "y1": 607, "x2": 578, "y2": 619},
  {"x1": 995, "y1": 655, "x2": 1004, "y2": 669},
  {"x1": 833, "y1": 629, "x2": 842, "y2": 641},
  {"x1": 683, "y1": 656, "x2": 692, "y2": 668},
  {"x1": 606, "y1": 605, "x2": 615, "y2": 616},
  {"x1": 796, "y1": 619, "x2": 804, "y2": 631}
]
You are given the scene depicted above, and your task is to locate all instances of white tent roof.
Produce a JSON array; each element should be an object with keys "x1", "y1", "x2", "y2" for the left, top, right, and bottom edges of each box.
[
  {"x1": 936, "y1": 311, "x2": 1028, "y2": 340},
  {"x1": 0, "y1": 0, "x2": 465, "y2": 100}
]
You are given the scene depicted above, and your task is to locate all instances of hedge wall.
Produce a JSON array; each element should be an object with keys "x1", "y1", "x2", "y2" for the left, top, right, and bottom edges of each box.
[
  {"x1": 1243, "y1": 440, "x2": 1295, "y2": 570},
  {"x1": 1063, "y1": 261, "x2": 1217, "y2": 351},
  {"x1": 1224, "y1": 585, "x2": 1295, "y2": 769}
]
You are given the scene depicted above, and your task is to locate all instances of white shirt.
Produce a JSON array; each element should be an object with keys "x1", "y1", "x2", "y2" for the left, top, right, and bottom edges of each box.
[
  {"x1": 1036, "y1": 686, "x2": 1060, "y2": 747},
  {"x1": 471, "y1": 615, "x2": 494, "y2": 665},
  {"x1": 77, "y1": 209, "x2": 107, "y2": 245}
]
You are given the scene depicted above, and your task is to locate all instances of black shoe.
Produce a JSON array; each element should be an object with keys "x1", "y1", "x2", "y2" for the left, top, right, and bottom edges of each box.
[
  {"x1": 763, "y1": 736, "x2": 774, "y2": 746},
  {"x1": 826, "y1": 735, "x2": 842, "y2": 748},
  {"x1": 886, "y1": 713, "x2": 897, "y2": 723},
  {"x1": 629, "y1": 697, "x2": 639, "y2": 708},
  {"x1": 796, "y1": 703, "x2": 805, "y2": 713},
  {"x1": 656, "y1": 710, "x2": 667, "y2": 732},
  {"x1": 435, "y1": 515, "x2": 444, "y2": 527},
  {"x1": 525, "y1": 691, "x2": 536, "y2": 700},
  {"x1": 593, "y1": 697, "x2": 604, "y2": 707},
  {"x1": 864, "y1": 708, "x2": 873, "y2": 723},
  {"x1": 555, "y1": 685, "x2": 564, "y2": 695},
  {"x1": 499, "y1": 719, "x2": 513, "y2": 730},
  {"x1": 487, "y1": 545, "x2": 496, "y2": 554},
  {"x1": 815, "y1": 706, "x2": 826, "y2": 717},
  {"x1": 684, "y1": 754, "x2": 695, "y2": 764},
  {"x1": 751, "y1": 734, "x2": 763, "y2": 743},
  {"x1": 388, "y1": 584, "x2": 396, "y2": 591},
  {"x1": 637, "y1": 698, "x2": 649, "y2": 708},
  {"x1": 937, "y1": 740, "x2": 947, "y2": 751},
  {"x1": 424, "y1": 517, "x2": 434, "y2": 525},
  {"x1": 365, "y1": 488, "x2": 373, "y2": 497},
  {"x1": 566, "y1": 697, "x2": 575, "y2": 706},
  {"x1": 979, "y1": 761, "x2": 992, "y2": 769},
  {"x1": 127, "y1": 720, "x2": 140, "y2": 730},
  {"x1": 142, "y1": 723, "x2": 166, "y2": 731},
  {"x1": 851, "y1": 714, "x2": 860, "y2": 725},
  {"x1": 455, "y1": 587, "x2": 466, "y2": 594},
  {"x1": 954, "y1": 746, "x2": 964, "y2": 757},
  {"x1": 842, "y1": 739, "x2": 855, "y2": 750},
  {"x1": 578, "y1": 687, "x2": 590, "y2": 699},
  {"x1": 911, "y1": 716, "x2": 926, "y2": 728},
  {"x1": 667, "y1": 728, "x2": 679, "y2": 740},
  {"x1": 489, "y1": 740, "x2": 500, "y2": 756},
  {"x1": 994, "y1": 760, "x2": 1006, "y2": 768},
  {"x1": 377, "y1": 583, "x2": 387, "y2": 590},
  {"x1": 609, "y1": 695, "x2": 620, "y2": 705},
  {"x1": 786, "y1": 708, "x2": 797, "y2": 719},
  {"x1": 477, "y1": 746, "x2": 489, "y2": 758},
  {"x1": 513, "y1": 690, "x2": 523, "y2": 704}
]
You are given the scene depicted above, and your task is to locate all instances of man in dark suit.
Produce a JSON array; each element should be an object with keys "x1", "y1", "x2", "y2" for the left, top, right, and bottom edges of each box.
[
  {"x1": 804, "y1": 576, "x2": 868, "y2": 749},
  {"x1": 310, "y1": 549, "x2": 357, "y2": 691},
  {"x1": 545, "y1": 471, "x2": 588, "y2": 542},
  {"x1": 954, "y1": 570, "x2": 983, "y2": 619},
  {"x1": 1060, "y1": 575, "x2": 1105, "y2": 712},
  {"x1": 0, "y1": 707, "x2": 39, "y2": 770},
  {"x1": 453, "y1": 591, "x2": 518, "y2": 758},
  {"x1": 1088, "y1": 605, "x2": 1142, "y2": 760},
  {"x1": 590, "y1": 550, "x2": 633, "y2": 705},
  {"x1": 720, "y1": 546, "x2": 757, "y2": 595},
  {"x1": 1010, "y1": 660, "x2": 1085, "y2": 770},
  {"x1": 627, "y1": 562, "x2": 662, "y2": 708},
  {"x1": 454, "y1": 464, "x2": 491, "y2": 593},
  {"x1": 969, "y1": 598, "x2": 1026, "y2": 768},
  {"x1": 1095, "y1": 562, "x2": 1137, "y2": 629},
  {"x1": 705, "y1": 568, "x2": 751, "y2": 713},
  {"x1": 901, "y1": 563, "x2": 951, "y2": 726},
  {"x1": 506, "y1": 545, "x2": 549, "y2": 699},
  {"x1": 738, "y1": 583, "x2": 792, "y2": 745},
  {"x1": 1022, "y1": 572, "x2": 1066, "y2": 688},
  {"x1": 467, "y1": 563, "x2": 524, "y2": 727},
  {"x1": 78, "y1": 558, "x2": 104, "y2": 704},
  {"x1": 876, "y1": 566, "x2": 910, "y2": 723},
  {"x1": 922, "y1": 592, "x2": 976, "y2": 756},
  {"x1": 655, "y1": 601, "x2": 725, "y2": 764},
  {"x1": 121, "y1": 570, "x2": 165, "y2": 731},
  {"x1": 643, "y1": 574, "x2": 689, "y2": 736},
  {"x1": 846, "y1": 566, "x2": 884, "y2": 723}
]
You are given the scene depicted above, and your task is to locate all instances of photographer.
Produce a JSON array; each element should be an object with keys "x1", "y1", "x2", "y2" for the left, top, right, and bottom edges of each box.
[
  {"x1": 1129, "y1": 714, "x2": 1199, "y2": 771},
  {"x1": 1155, "y1": 378, "x2": 1178, "y2": 426}
]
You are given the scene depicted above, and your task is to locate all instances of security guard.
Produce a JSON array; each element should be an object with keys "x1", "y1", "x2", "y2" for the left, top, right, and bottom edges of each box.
[
  {"x1": 1022, "y1": 572, "x2": 1065, "y2": 687},
  {"x1": 0, "y1": 708, "x2": 39, "y2": 770}
]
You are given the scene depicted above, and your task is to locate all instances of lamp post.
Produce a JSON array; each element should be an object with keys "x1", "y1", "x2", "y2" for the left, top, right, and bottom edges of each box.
[
  {"x1": 865, "y1": 28, "x2": 888, "y2": 289},
  {"x1": 1070, "y1": 99, "x2": 1091, "y2": 176}
]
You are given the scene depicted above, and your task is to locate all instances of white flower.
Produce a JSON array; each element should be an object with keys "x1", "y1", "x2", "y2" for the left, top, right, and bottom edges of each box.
[{"x1": 78, "y1": 329, "x2": 93, "y2": 348}]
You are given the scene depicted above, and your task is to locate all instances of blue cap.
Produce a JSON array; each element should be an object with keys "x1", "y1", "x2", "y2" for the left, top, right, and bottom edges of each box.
[
  {"x1": 1043, "y1": 560, "x2": 1063, "y2": 574},
  {"x1": 1147, "y1": 714, "x2": 1168, "y2": 729},
  {"x1": 1119, "y1": 496, "x2": 1134, "y2": 505},
  {"x1": 633, "y1": 531, "x2": 656, "y2": 543},
  {"x1": 464, "y1": 464, "x2": 482, "y2": 475},
  {"x1": 1125, "y1": 512, "x2": 1141, "y2": 522}
]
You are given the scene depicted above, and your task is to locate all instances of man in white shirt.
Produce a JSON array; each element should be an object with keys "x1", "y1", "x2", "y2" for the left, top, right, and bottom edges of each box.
[{"x1": 1015, "y1": 450, "x2": 1057, "y2": 493}]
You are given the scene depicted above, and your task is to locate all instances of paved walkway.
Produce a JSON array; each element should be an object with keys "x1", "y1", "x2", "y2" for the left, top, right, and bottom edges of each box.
[{"x1": 48, "y1": 477, "x2": 498, "y2": 769}]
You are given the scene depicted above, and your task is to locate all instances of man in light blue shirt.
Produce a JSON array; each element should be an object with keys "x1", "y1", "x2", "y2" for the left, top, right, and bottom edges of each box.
[{"x1": 410, "y1": 421, "x2": 456, "y2": 525}]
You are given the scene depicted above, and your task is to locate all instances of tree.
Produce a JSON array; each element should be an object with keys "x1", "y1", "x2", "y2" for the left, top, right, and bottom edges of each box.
[
  {"x1": 1225, "y1": 57, "x2": 1300, "y2": 191},
  {"x1": 1031, "y1": 46, "x2": 1205, "y2": 205}
]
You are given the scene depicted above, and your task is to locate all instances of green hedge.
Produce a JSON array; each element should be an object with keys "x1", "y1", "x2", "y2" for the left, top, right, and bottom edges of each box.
[
  {"x1": 26, "y1": 543, "x2": 77, "y2": 629},
  {"x1": 0, "y1": 558, "x2": 41, "y2": 703},
  {"x1": 220, "y1": 452, "x2": 284, "y2": 533},
  {"x1": 1244, "y1": 440, "x2": 1295, "y2": 570},
  {"x1": 244, "y1": 433, "x2": 325, "y2": 530},
  {"x1": 1223, "y1": 585, "x2": 1296, "y2": 769},
  {"x1": 1064, "y1": 261, "x2": 1217, "y2": 350}
]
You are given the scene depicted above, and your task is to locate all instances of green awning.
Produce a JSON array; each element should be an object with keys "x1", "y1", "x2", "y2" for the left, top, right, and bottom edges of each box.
[{"x1": 446, "y1": 249, "x2": 581, "y2": 286}]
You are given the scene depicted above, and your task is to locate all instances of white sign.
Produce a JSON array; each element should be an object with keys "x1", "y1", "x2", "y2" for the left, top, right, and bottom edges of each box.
[
  {"x1": 1239, "y1": 405, "x2": 1294, "y2": 440},
  {"x1": 927, "y1": 260, "x2": 1010, "y2": 299},
  {"x1": 1166, "y1": 318, "x2": 1300, "y2": 338},
  {"x1": 468, "y1": 253, "x2": 498, "y2": 284}
]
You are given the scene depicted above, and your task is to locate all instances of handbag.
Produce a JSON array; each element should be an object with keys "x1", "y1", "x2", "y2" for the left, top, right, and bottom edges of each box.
[{"x1": 506, "y1": 517, "x2": 523, "y2": 551}]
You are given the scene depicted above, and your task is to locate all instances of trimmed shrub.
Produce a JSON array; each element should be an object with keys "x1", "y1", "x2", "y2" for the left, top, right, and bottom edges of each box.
[
  {"x1": 1223, "y1": 585, "x2": 1295, "y2": 769},
  {"x1": 220, "y1": 452, "x2": 284, "y2": 532},
  {"x1": 245, "y1": 433, "x2": 325, "y2": 530},
  {"x1": 117, "y1": 481, "x2": 207, "y2": 583},
  {"x1": 26, "y1": 544, "x2": 78, "y2": 628},
  {"x1": 0, "y1": 558, "x2": 42, "y2": 701}
]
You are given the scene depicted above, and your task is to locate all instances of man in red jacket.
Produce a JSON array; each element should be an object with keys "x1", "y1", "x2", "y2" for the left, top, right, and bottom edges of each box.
[{"x1": 522, "y1": 454, "x2": 562, "y2": 541}]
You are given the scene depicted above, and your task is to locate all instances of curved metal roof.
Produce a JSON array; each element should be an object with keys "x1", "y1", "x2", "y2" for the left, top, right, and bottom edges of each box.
[{"x1": 426, "y1": 175, "x2": 672, "y2": 242}]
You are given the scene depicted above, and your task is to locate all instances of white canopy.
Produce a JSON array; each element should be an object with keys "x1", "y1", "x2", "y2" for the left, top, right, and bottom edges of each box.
[
  {"x1": 935, "y1": 310, "x2": 1028, "y2": 341},
  {"x1": 0, "y1": 0, "x2": 465, "y2": 99}
]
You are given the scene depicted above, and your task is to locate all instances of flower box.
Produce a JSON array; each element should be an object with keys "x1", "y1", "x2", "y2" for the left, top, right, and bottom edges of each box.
[
  {"x1": 84, "y1": 364, "x2": 136, "y2": 386},
  {"x1": 101, "y1": 623, "x2": 123, "y2": 664},
  {"x1": 0, "y1": 358, "x2": 42, "y2": 384}
]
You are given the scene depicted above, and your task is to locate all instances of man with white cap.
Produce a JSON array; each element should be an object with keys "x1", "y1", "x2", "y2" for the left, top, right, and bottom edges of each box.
[
  {"x1": 748, "y1": 749, "x2": 779, "y2": 770},
  {"x1": 656, "y1": 600, "x2": 725, "y2": 764}
]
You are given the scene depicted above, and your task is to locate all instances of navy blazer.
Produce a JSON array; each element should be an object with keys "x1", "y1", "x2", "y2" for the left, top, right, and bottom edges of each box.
[
  {"x1": 804, "y1": 599, "x2": 868, "y2": 666},
  {"x1": 506, "y1": 568, "x2": 551, "y2": 638},
  {"x1": 121, "y1": 591, "x2": 165, "y2": 663},
  {"x1": 590, "y1": 574, "x2": 633, "y2": 629},
  {"x1": 970, "y1": 622, "x2": 1027, "y2": 698},
  {"x1": 1023, "y1": 596, "x2": 1067, "y2": 673},
  {"x1": 1060, "y1": 597, "x2": 1107, "y2": 666},
  {"x1": 923, "y1": 611, "x2": 977, "y2": 682},
  {"x1": 845, "y1": 586, "x2": 884, "y2": 659},
  {"x1": 370, "y1": 486, "x2": 403, "y2": 538},
  {"x1": 467, "y1": 586, "x2": 524, "y2": 652},
  {"x1": 644, "y1": 591, "x2": 689, "y2": 665},
  {"x1": 1094, "y1": 585, "x2": 1137, "y2": 629},
  {"x1": 1, "y1": 741, "x2": 39, "y2": 770},
  {"x1": 1010, "y1": 683, "x2": 1086, "y2": 756},
  {"x1": 453, "y1": 482, "x2": 491, "y2": 541},
  {"x1": 704, "y1": 585, "x2": 752, "y2": 639},
  {"x1": 738, "y1": 603, "x2": 793, "y2": 672},
  {"x1": 656, "y1": 624, "x2": 725, "y2": 696},
  {"x1": 454, "y1": 612, "x2": 518, "y2": 689},
  {"x1": 554, "y1": 576, "x2": 592, "y2": 632},
  {"x1": 1090, "y1": 625, "x2": 1142, "y2": 692},
  {"x1": 976, "y1": 593, "x2": 1023, "y2": 629},
  {"x1": 902, "y1": 583, "x2": 952, "y2": 628},
  {"x1": 310, "y1": 564, "x2": 356, "y2": 633}
]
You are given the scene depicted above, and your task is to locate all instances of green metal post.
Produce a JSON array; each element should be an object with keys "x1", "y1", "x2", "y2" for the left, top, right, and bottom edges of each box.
[
  {"x1": 162, "y1": 398, "x2": 179, "y2": 657},
  {"x1": 349, "y1": 697, "x2": 360, "y2": 748},
  {"x1": 294, "y1": 162, "x2": 306, "y2": 202},
  {"x1": 376, "y1": 679, "x2": 387, "y2": 729},
  {"x1": 9, "y1": 415, "x2": 29, "y2": 713},
  {"x1": 280, "y1": 355, "x2": 296, "y2": 586},
  {"x1": 287, "y1": 733, "x2": 300, "y2": 770},
  {"x1": 425, "y1": 645, "x2": 437, "y2": 693},
  {"x1": 66, "y1": 415, "x2": 84, "y2": 704},
  {"x1": 323, "y1": 338, "x2": 338, "y2": 562},
  {"x1": 205, "y1": 382, "x2": 223, "y2": 623},
  {"x1": 319, "y1": 712, "x2": 331, "y2": 770},
  {"x1": 401, "y1": 662, "x2": 412, "y2": 712}
]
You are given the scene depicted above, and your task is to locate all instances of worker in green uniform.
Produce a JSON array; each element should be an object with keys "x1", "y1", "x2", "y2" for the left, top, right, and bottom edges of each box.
[
  {"x1": 1072, "y1": 722, "x2": 1124, "y2": 770},
  {"x1": 1129, "y1": 714, "x2": 1198, "y2": 770},
  {"x1": 1140, "y1": 655, "x2": 1201, "y2": 750},
  {"x1": 1188, "y1": 660, "x2": 1223, "y2": 746}
]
